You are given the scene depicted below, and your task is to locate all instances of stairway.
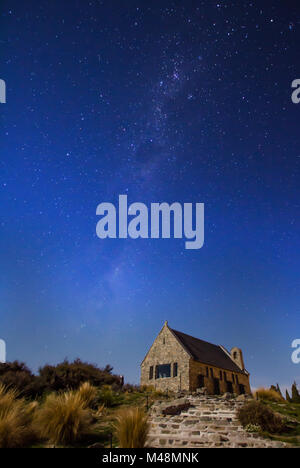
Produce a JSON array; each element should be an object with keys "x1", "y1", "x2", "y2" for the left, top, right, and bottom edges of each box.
[{"x1": 147, "y1": 395, "x2": 285, "y2": 448}]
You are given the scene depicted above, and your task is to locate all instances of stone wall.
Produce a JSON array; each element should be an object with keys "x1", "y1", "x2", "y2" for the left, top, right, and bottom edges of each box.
[
  {"x1": 147, "y1": 395, "x2": 286, "y2": 448},
  {"x1": 141, "y1": 322, "x2": 251, "y2": 395},
  {"x1": 141, "y1": 323, "x2": 190, "y2": 392},
  {"x1": 189, "y1": 360, "x2": 251, "y2": 395}
]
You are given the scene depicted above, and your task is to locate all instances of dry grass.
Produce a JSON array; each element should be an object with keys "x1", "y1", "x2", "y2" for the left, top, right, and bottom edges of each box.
[
  {"x1": 0, "y1": 383, "x2": 37, "y2": 448},
  {"x1": 255, "y1": 388, "x2": 285, "y2": 403},
  {"x1": 77, "y1": 382, "x2": 98, "y2": 408},
  {"x1": 34, "y1": 387, "x2": 94, "y2": 446},
  {"x1": 114, "y1": 407, "x2": 149, "y2": 448}
]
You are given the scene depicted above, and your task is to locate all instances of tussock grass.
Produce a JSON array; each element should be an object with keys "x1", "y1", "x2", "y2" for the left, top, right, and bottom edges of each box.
[
  {"x1": 114, "y1": 407, "x2": 149, "y2": 448},
  {"x1": 255, "y1": 388, "x2": 285, "y2": 402},
  {"x1": 34, "y1": 386, "x2": 94, "y2": 446},
  {"x1": 77, "y1": 382, "x2": 98, "y2": 408},
  {"x1": 0, "y1": 383, "x2": 37, "y2": 448}
]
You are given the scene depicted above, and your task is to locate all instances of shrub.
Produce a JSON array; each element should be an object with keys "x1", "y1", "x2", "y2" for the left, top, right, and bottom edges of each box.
[
  {"x1": 34, "y1": 388, "x2": 94, "y2": 445},
  {"x1": 122, "y1": 383, "x2": 141, "y2": 393},
  {"x1": 238, "y1": 401, "x2": 285, "y2": 433},
  {"x1": 98, "y1": 385, "x2": 124, "y2": 407},
  {"x1": 162, "y1": 403, "x2": 192, "y2": 416},
  {"x1": 114, "y1": 407, "x2": 149, "y2": 448},
  {"x1": 0, "y1": 383, "x2": 37, "y2": 448},
  {"x1": 255, "y1": 388, "x2": 284, "y2": 402},
  {"x1": 245, "y1": 424, "x2": 260, "y2": 433},
  {"x1": 0, "y1": 361, "x2": 43, "y2": 399},
  {"x1": 38, "y1": 359, "x2": 122, "y2": 393}
]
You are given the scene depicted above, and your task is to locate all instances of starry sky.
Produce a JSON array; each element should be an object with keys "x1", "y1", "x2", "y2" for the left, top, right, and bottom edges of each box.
[{"x1": 0, "y1": 1, "x2": 299, "y2": 390}]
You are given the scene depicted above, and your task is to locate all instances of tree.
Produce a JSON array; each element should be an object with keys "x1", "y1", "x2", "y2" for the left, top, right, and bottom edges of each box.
[
  {"x1": 286, "y1": 390, "x2": 291, "y2": 402},
  {"x1": 276, "y1": 384, "x2": 283, "y2": 399},
  {"x1": 270, "y1": 384, "x2": 283, "y2": 399},
  {"x1": 291, "y1": 381, "x2": 300, "y2": 403}
]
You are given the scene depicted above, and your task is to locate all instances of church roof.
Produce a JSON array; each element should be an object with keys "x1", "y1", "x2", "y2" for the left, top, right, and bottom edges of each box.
[{"x1": 170, "y1": 328, "x2": 246, "y2": 374}]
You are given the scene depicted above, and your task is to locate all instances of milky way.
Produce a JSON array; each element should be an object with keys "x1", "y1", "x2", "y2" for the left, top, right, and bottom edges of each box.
[{"x1": 0, "y1": 1, "x2": 299, "y2": 388}]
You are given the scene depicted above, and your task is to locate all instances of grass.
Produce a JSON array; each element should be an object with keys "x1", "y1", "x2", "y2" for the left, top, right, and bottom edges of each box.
[
  {"x1": 77, "y1": 382, "x2": 98, "y2": 408},
  {"x1": 0, "y1": 383, "x2": 37, "y2": 448},
  {"x1": 113, "y1": 407, "x2": 149, "y2": 448},
  {"x1": 241, "y1": 393, "x2": 300, "y2": 447},
  {"x1": 34, "y1": 385, "x2": 96, "y2": 446},
  {"x1": 262, "y1": 401, "x2": 300, "y2": 446},
  {"x1": 254, "y1": 387, "x2": 285, "y2": 402},
  {"x1": 0, "y1": 381, "x2": 171, "y2": 448}
]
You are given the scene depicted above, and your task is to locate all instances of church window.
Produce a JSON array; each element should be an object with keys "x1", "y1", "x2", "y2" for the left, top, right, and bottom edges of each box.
[{"x1": 156, "y1": 364, "x2": 171, "y2": 378}]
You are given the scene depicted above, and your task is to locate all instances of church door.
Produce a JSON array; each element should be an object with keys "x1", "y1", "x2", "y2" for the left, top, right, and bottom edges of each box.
[
  {"x1": 226, "y1": 381, "x2": 234, "y2": 393},
  {"x1": 198, "y1": 374, "x2": 205, "y2": 388},
  {"x1": 213, "y1": 378, "x2": 220, "y2": 395}
]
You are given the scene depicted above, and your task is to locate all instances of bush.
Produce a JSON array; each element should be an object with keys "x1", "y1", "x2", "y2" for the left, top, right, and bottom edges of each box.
[
  {"x1": 255, "y1": 387, "x2": 284, "y2": 402},
  {"x1": 38, "y1": 359, "x2": 122, "y2": 393},
  {"x1": 245, "y1": 424, "x2": 260, "y2": 433},
  {"x1": 122, "y1": 383, "x2": 141, "y2": 393},
  {"x1": 0, "y1": 361, "x2": 43, "y2": 399},
  {"x1": 162, "y1": 403, "x2": 192, "y2": 416},
  {"x1": 0, "y1": 360, "x2": 123, "y2": 400},
  {"x1": 0, "y1": 383, "x2": 37, "y2": 448},
  {"x1": 98, "y1": 385, "x2": 124, "y2": 407},
  {"x1": 114, "y1": 407, "x2": 149, "y2": 448},
  {"x1": 34, "y1": 386, "x2": 95, "y2": 445},
  {"x1": 238, "y1": 401, "x2": 285, "y2": 433}
]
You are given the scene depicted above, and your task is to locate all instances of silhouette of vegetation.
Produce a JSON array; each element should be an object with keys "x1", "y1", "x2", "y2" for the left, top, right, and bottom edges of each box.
[
  {"x1": 0, "y1": 359, "x2": 122, "y2": 399},
  {"x1": 291, "y1": 382, "x2": 300, "y2": 404}
]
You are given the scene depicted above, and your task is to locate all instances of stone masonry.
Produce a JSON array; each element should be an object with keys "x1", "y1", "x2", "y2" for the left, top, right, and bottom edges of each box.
[
  {"x1": 147, "y1": 395, "x2": 286, "y2": 448},
  {"x1": 141, "y1": 322, "x2": 251, "y2": 395}
]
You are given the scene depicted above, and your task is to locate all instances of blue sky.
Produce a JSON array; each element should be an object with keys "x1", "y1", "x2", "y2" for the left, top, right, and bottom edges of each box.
[{"x1": 0, "y1": 0, "x2": 299, "y2": 391}]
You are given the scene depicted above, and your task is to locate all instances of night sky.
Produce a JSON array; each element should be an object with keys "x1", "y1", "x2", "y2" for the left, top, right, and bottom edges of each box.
[{"x1": 1, "y1": 1, "x2": 299, "y2": 390}]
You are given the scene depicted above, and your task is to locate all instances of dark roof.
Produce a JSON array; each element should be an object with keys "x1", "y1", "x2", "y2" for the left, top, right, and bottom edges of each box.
[{"x1": 170, "y1": 328, "x2": 245, "y2": 374}]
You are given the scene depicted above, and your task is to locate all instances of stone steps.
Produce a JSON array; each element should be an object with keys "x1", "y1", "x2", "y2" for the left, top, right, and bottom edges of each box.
[{"x1": 147, "y1": 395, "x2": 286, "y2": 448}]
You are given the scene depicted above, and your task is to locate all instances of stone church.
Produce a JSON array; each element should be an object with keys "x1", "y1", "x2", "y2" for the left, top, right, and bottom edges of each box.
[{"x1": 141, "y1": 321, "x2": 251, "y2": 395}]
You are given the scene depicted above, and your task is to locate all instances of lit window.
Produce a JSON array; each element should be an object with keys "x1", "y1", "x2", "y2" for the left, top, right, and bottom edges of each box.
[{"x1": 156, "y1": 364, "x2": 171, "y2": 379}]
